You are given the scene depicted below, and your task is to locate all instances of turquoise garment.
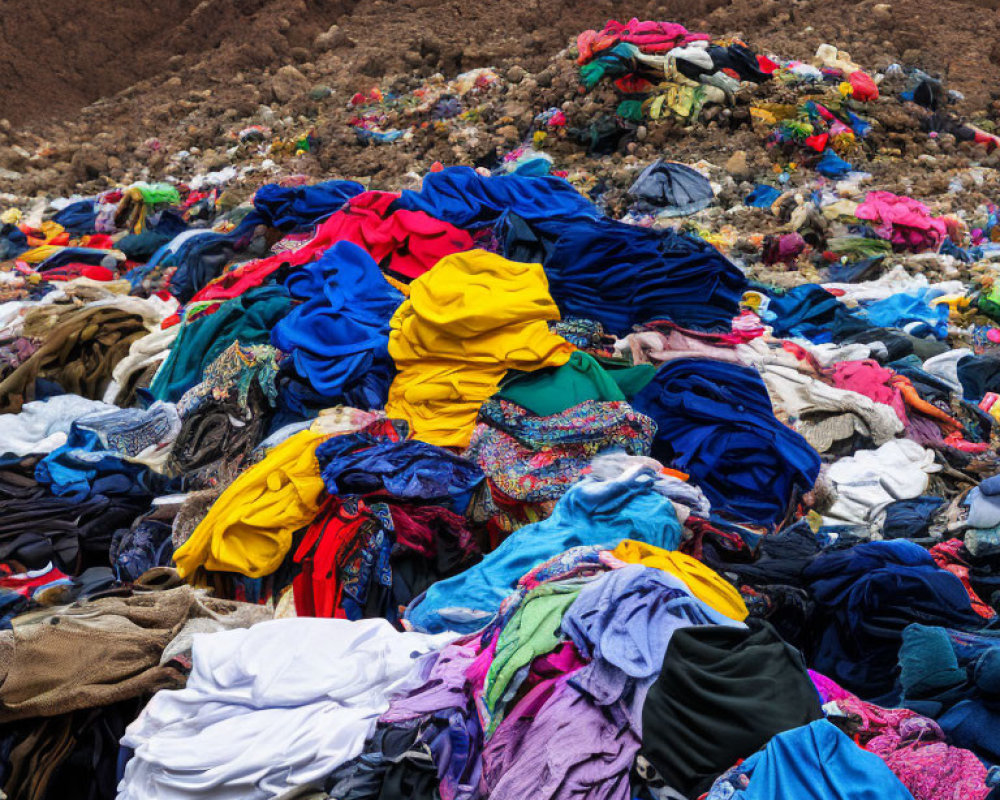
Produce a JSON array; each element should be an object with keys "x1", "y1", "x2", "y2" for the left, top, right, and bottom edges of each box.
[
  {"x1": 404, "y1": 467, "x2": 684, "y2": 634},
  {"x1": 150, "y1": 286, "x2": 293, "y2": 403},
  {"x1": 706, "y1": 720, "x2": 915, "y2": 799}
]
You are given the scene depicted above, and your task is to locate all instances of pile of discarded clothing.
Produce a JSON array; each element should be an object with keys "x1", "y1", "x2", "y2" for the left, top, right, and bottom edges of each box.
[{"x1": 4, "y1": 29, "x2": 1000, "y2": 799}]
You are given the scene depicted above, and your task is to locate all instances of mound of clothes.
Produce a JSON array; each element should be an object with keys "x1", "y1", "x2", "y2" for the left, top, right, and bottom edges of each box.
[{"x1": 1, "y1": 146, "x2": 1000, "y2": 800}]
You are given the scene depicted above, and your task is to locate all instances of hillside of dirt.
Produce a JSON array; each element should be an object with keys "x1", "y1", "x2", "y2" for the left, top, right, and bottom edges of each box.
[{"x1": 0, "y1": 0, "x2": 998, "y2": 203}]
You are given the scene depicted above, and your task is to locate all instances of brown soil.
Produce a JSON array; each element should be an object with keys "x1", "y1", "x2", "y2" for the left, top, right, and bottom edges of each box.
[{"x1": 0, "y1": 0, "x2": 998, "y2": 200}]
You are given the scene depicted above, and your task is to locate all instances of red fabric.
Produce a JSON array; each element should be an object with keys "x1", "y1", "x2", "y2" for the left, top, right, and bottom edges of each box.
[
  {"x1": 614, "y1": 75, "x2": 655, "y2": 93},
  {"x1": 0, "y1": 565, "x2": 70, "y2": 598},
  {"x1": 805, "y1": 133, "x2": 829, "y2": 152},
  {"x1": 781, "y1": 341, "x2": 824, "y2": 373},
  {"x1": 942, "y1": 431, "x2": 991, "y2": 453},
  {"x1": 756, "y1": 54, "x2": 780, "y2": 74},
  {"x1": 849, "y1": 70, "x2": 879, "y2": 102},
  {"x1": 38, "y1": 263, "x2": 115, "y2": 282},
  {"x1": 293, "y1": 496, "x2": 369, "y2": 619},
  {"x1": 389, "y1": 504, "x2": 478, "y2": 561},
  {"x1": 812, "y1": 103, "x2": 836, "y2": 123},
  {"x1": 931, "y1": 539, "x2": 995, "y2": 619},
  {"x1": 82, "y1": 234, "x2": 115, "y2": 249},
  {"x1": 973, "y1": 127, "x2": 1000, "y2": 153},
  {"x1": 190, "y1": 191, "x2": 473, "y2": 304}
]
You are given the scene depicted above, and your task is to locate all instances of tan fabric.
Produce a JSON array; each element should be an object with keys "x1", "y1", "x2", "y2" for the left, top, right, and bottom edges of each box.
[
  {"x1": 0, "y1": 305, "x2": 150, "y2": 413},
  {"x1": 0, "y1": 585, "x2": 270, "y2": 722}
]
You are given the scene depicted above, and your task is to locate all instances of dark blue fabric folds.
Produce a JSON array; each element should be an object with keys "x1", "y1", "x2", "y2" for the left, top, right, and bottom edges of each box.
[
  {"x1": 253, "y1": 180, "x2": 365, "y2": 231},
  {"x1": 392, "y1": 166, "x2": 598, "y2": 229},
  {"x1": 502, "y1": 215, "x2": 746, "y2": 335},
  {"x1": 804, "y1": 540, "x2": 985, "y2": 697},
  {"x1": 270, "y1": 241, "x2": 402, "y2": 410},
  {"x1": 317, "y1": 434, "x2": 483, "y2": 503},
  {"x1": 167, "y1": 226, "x2": 261, "y2": 303},
  {"x1": 37, "y1": 247, "x2": 115, "y2": 271},
  {"x1": 764, "y1": 284, "x2": 855, "y2": 342},
  {"x1": 0, "y1": 224, "x2": 28, "y2": 260},
  {"x1": 880, "y1": 496, "x2": 944, "y2": 540},
  {"x1": 52, "y1": 199, "x2": 98, "y2": 235},
  {"x1": 631, "y1": 358, "x2": 820, "y2": 525}
]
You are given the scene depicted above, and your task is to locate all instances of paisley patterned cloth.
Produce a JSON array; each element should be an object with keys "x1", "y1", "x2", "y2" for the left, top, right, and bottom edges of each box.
[{"x1": 465, "y1": 398, "x2": 656, "y2": 503}]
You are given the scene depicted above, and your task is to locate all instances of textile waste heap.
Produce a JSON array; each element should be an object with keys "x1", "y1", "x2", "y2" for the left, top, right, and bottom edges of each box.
[{"x1": 3, "y1": 15, "x2": 1000, "y2": 800}]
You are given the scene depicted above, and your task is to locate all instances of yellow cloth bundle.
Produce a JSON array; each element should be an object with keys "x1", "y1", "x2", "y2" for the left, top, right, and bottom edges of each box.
[
  {"x1": 173, "y1": 429, "x2": 328, "y2": 579},
  {"x1": 386, "y1": 249, "x2": 574, "y2": 447},
  {"x1": 611, "y1": 539, "x2": 748, "y2": 621}
]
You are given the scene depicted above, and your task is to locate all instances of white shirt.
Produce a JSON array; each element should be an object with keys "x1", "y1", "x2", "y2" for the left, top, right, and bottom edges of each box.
[{"x1": 118, "y1": 617, "x2": 455, "y2": 800}]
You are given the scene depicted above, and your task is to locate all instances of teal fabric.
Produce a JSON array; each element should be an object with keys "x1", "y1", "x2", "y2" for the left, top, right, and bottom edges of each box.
[{"x1": 150, "y1": 286, "x2": 293, "y2": 403}]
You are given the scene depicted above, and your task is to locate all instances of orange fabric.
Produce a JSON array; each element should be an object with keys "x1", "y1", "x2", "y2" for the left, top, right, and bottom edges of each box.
[{"x1": 890, "y1": 375, "x2": 961, "y2": 434}]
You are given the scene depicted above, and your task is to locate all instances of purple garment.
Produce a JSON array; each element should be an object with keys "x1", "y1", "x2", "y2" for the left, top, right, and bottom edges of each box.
[
  {"x1": 905, "y1": 414, "x2": 946, "y2": 447},
  {"x1": 561, "y1": 565, "x2": 746, "y2": 728},
  {"x1": 483, "y1": 677, "x2": 638, "y2": 800},
  {"x1": 428, "y1": 708, "x2": 484, "y2": 800},
  {"x1": 380, "y1": 640, "x2": 484, "y2": 800},
  {"x1": 381, "y1": 640, "x2": 478, "y2": 724}
]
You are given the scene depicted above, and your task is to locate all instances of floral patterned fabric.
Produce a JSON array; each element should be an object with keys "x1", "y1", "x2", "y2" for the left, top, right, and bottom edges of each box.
[{"x1": 465, "y1": 398, "x2": 656, "y2": 503}]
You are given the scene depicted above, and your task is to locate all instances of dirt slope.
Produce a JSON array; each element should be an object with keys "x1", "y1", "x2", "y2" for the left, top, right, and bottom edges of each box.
[{"x1": 0, "y1": 0, "x2": 998, "y2": 199}]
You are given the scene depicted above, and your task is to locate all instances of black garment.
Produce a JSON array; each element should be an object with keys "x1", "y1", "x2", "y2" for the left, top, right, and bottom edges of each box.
[
  {"x1": 170, "y1": 382, "x2": 273, "y2": 490},
  {"x1": 724, "y1": 519, "x2": 821, "y2": 587},
  {"x1": 640, "y1": 621, "x2": 823, "y2": 799},
  {"x1": 958, "y1": 354, "x2": 1000, "y2": 403},
  {"x1": 837, "y1": 326, "x2": 915, "y2": 363},
  {"x1": 707, "y1": 44, "x2": 771, "y2": 82},
  {"x1": 0, "y1": 493, "x2": 148, "y2": 573},
  {"x1": 323, "y1": 724, "x2": 438, "y2": 800},
  {"x1": 1, "y1": 698, "x2": 143, "y2": 800},
  {"x1": 740, "y1": 583, "x2": 817, "y2": 651}
]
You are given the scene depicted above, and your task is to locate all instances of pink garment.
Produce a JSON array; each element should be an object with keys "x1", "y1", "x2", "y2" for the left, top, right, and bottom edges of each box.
[
  {"x1": 621, "y1": 321, "x2": 753, "y2": 366},
  {"x1": 830, "y1": 359, "x2": 909, "y2": 424},
  {"x1": 577, "y1": 19, "x2": 709, "y2": 63},
  {"x1": 809, "y1": 671, "x2": 991, "y2": 800},
  {"x1": 623, "y1": 330, "x2": 745, "y2": 366},
  {"x1": 732, "y1": 310, "x2": 766, "y2": 337},
  {"x1": 854, "y1": 191, "x2": 950, "y2": 253},
  {"x1": 603, "y1": 18, "x2": 710, "y2": 51}
]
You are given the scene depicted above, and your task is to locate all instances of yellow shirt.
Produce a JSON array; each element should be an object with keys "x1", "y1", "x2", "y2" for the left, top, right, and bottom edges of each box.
[
  {"x1": 173, "y1": 429, "x2": 328, "y2": 579},
  {"x1": 385, "y1": 250, "x2": 574, "y2": 448},
  {"x1": 611, "y1": 539, "x2": 748, "y2": 621}
]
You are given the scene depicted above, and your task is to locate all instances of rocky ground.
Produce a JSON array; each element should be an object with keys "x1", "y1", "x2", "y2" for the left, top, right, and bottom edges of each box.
[{"x1": 1, "y1": 0, "x2": 1000, "y2": 253}]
